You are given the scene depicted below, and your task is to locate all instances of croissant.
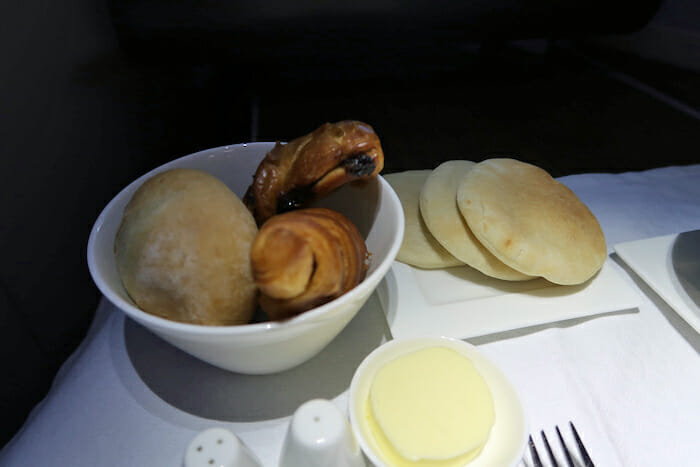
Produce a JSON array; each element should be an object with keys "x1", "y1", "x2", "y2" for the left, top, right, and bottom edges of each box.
[
  {"x1": 244, "y1": 120, "x2": 384, "y2": 225},
  {"x1": 250, "y1": 208, "x2": 369, "y2": 320}
]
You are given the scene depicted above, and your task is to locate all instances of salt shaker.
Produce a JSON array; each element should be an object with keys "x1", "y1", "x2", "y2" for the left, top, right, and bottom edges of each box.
[
  {"x1": 184, "y1": 427, "x2": 262, "y2": 467},
  {"x1": 279, "y1": 398, "x2": 366, "y2": 467}
]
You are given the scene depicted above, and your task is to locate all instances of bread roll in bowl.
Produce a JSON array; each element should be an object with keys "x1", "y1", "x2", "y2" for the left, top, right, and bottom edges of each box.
[{"x1": 114, "y1": 168, "x2": 258, "y2": 325}]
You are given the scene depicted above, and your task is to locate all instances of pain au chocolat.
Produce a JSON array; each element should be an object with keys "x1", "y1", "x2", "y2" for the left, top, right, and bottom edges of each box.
[{"x1": 244, "y1": 121, "x2": 384, "y2": 225}]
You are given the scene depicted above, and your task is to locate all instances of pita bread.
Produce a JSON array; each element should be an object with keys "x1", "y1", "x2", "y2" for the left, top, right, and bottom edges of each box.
[
  {"x1": 419, "y1": 160, "x2": 533, "y2": 281},
  {"x1": 384, "y1": 171, "x2": 463, "y2": 269},
  {"x1": 457, "y1": 158, "x2": 607, "y2": 285}
]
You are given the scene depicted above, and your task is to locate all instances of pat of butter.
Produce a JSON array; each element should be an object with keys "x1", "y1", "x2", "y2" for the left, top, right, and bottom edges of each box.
[{"x1": 366, "y1": 346, "x2": 495, "y2": 466}]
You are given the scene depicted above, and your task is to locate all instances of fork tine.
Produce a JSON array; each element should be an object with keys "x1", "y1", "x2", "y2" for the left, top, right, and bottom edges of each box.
[
  {"x1": 555, "y1": 426, "x2": 575, "y2": 467},
  {"x1": 540, "y1": 430, "x2": 560, "y2": 467},
  {"x1": 528, "y1": 435, "x2": 544, "y2": 467},
  {"x1": 570, "y1": 422, "x2": 595, "y2": 467}
]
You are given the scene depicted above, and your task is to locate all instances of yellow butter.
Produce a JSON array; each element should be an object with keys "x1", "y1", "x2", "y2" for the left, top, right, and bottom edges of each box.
[{"x1": 366, "y1": 346, "x2": 495, "y2": 466}]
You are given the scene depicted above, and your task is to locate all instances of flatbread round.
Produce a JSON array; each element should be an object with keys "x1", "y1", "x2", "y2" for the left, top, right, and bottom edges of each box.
[
  {"x1": 457, "y1": 158, "x2": 607, "y2": 285},
  {"x1": 384, "y1": 171, "x2": 462, "y2": 269},
  {"x1": 419, "y1": 160, "x2": 533, "y2": 281}
]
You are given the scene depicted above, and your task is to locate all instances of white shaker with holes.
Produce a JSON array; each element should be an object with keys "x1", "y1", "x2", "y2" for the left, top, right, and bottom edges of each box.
[
  {"x1": 184, "y1": 427, "x2": 262, "y2": 467},
  {"x1": 279, "y1": 398, "x2": 366, "y2": 467}
]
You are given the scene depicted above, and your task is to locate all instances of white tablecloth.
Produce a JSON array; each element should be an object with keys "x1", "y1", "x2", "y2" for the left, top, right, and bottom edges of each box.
[{"x1": 2, "y1": 164, "x2": 700, "y2": 467}]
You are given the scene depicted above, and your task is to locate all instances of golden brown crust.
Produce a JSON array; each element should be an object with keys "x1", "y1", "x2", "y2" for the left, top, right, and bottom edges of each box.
[
  {"x1": 244, "y1": 121, "x2": 384, "y2": 225},
  {"x1": 250, "y1": 208, "x2": 369, "y2": 320}
]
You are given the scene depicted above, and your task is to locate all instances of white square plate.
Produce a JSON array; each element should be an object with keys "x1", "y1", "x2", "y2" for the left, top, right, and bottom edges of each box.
[
  {"x1": 377, "y1": 258, "x2": 640, "y2": 339},
  {"x1": 614, "y1": 230, "x2": 700, "y2": 334}
]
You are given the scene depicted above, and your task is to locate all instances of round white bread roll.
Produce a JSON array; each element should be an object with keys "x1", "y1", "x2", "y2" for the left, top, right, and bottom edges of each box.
[
  {"x1": 457, "y1": 158, "x2": 607, "y2": 285},
  {"x1": 384, "y1": 170, "x2": 462, "y2": 269},
  {"x1": 115, "y1": 168, "x2": 259, "y2": 325},
  {"x1": 420, "y1": 160, "x2": 533, "y2": 281}
]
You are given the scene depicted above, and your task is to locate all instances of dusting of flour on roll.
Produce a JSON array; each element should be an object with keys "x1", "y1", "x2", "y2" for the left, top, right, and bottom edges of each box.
[{"x1": 115, "y1": 168, "x2": 258, "y2": 325}]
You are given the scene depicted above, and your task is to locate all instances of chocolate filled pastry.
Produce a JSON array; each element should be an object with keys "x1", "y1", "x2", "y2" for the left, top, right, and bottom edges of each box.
[
  {"x1": 244, "y1": 120, "x2": 384, "y2": 225},
  {"x1": 250, "y1": 208, "x2": 369, "y2": 320}
]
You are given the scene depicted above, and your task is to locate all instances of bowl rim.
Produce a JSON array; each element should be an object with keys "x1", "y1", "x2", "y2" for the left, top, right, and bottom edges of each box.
[{"x1": 87, "y1": 142, "x2": 404, "y2": 336}]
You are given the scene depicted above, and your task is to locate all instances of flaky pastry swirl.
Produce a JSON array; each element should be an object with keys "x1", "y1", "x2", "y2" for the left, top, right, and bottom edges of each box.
[
  {"x1": 244, "y1": 120, "x2": 384, "y2": 225},
  {"x1": 250, "y1": 208, "x2": 369, "y2": 320}
]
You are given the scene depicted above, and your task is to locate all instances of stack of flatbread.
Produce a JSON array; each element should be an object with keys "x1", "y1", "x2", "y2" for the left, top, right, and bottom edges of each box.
[{"x1": 384, "y1": 158, "x2": 607, "y2": 285}]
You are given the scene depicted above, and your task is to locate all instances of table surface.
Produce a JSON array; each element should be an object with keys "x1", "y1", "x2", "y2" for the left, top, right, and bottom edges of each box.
[{"x1": 2, "y1": 164, "x2": 700, "y2": 467}]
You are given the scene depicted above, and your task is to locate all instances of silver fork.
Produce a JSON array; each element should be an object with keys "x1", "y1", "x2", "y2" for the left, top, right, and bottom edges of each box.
[{"x1": 528, "y1": 422, "x2": 594, "y2": 467}]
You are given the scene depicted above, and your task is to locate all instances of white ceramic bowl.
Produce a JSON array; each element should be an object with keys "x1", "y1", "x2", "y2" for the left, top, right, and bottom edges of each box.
[
  {"x1": 87, "y1": 142, "x2": 404, "y2": 374},
  {"x1": 349, "y1": 336, "x2": 528, "y2": 467}
]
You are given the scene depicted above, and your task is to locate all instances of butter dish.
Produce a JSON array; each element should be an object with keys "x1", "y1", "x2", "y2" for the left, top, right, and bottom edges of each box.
[{"x1": 348, "y1": 337, "x2": 527, "y2": 467}]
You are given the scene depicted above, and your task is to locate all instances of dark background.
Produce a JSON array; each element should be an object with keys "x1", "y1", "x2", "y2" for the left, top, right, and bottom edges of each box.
[{"x1": 1, "y1": 0, "x2": 699, "y2": 447}]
